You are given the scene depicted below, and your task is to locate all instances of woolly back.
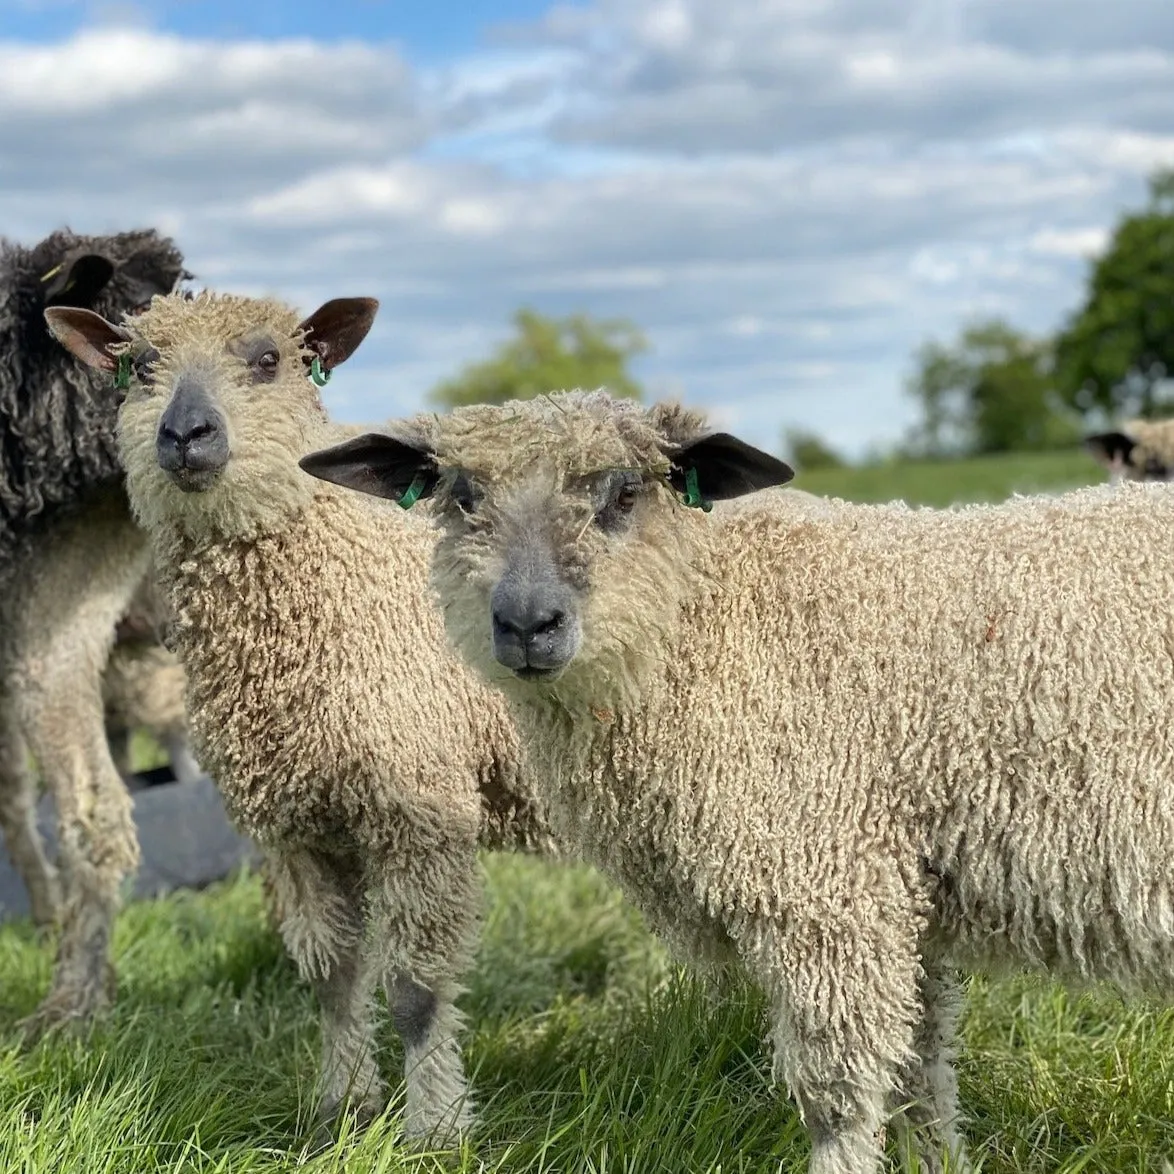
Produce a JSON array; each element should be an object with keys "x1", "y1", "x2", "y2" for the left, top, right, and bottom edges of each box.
[
  {"x1": 408, "y1": 390, "x2": 718, "y2": 713},
  {"x1": 116, "y1": 291, "x2": 332, "y2": 548},
  {"x1": 0, "y1": 227, "x2": 187, "y2": 544}
]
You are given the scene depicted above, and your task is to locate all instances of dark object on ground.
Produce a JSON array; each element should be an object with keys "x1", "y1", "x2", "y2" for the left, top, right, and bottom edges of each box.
[{"x1": 0, "y1": 772, "x2": 259, "y2": 921}]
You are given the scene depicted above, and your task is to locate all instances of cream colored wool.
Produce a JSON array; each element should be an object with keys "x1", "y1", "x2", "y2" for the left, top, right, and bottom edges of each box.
[
  {"x1": 98, "y1": 291, "x2": 548, "y2": 1143},
  {"x1": 1104, "y1": 417, "x2": 1174, "y2": 480},
  {"x1": 357, "y1": 390, "x2": 1174, "y2": 1174}
]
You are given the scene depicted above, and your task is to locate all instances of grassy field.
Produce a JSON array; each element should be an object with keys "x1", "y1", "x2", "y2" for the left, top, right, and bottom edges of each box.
[
  {"x1": 2, "y1": 446, "x2": 1168, "y2": 1174},
  {"x1": 795, "y1": 447, "x2": 1104, "y2": 506},
  {"x1": 2, "y1": 861, "x2": 1174, "y2": 1174}
]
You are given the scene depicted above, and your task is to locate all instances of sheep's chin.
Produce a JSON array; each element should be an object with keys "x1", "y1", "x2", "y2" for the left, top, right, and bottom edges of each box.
[
  {"x1": 513, "y1": 666, "x2": 564, "y2": 683},
  {"x1": 165, "y1": 467, "x2": 224, "y2": 494}
]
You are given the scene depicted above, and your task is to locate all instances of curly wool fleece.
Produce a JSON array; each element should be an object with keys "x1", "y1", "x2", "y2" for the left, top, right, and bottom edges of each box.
[
  {"x1": 0, "y1": 227, "x2": 187, "y2": 539},
  {"x1": 0, "y1": 227, "x2": 187, "y2": 1031},
  {"x1": 362, "y1": 389, "x2": 1174, "y2": 1174}
]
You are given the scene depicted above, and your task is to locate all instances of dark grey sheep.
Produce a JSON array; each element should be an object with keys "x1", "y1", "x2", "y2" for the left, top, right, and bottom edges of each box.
[{"x1": 0, "y1": 226, "x2": 187, "y2": 1031}]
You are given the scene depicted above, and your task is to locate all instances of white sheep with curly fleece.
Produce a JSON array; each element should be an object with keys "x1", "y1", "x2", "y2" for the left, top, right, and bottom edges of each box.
[{"x1": 302, "y1": 388, "x2": 1174, "y2": 1174}]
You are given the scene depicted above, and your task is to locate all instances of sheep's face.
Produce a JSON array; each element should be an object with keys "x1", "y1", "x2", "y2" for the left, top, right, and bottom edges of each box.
[
  {"x1": 43, "y1": 293, "x2": 377, "y2": 542},
  {"x1": 1086, "y1": 424, "x2": 1174, "y2": 484},
  {"x1": 299, "y1": 390, "x2": 793, "y2": 705}
]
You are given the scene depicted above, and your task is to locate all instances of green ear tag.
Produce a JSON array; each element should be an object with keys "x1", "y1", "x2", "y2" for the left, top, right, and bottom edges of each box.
[
  {"x1": 113, "y1": 352, "x2": 131, "y2": 391},
  {"x1": 309, "y1": 355, "x2": 331, "y2": 388},
  {"x1": 397, "y1": 473, "x2": 426, "y2": 510},
  {"x1": 681, "y1": 466, "x2": 712, "y2": 512}
]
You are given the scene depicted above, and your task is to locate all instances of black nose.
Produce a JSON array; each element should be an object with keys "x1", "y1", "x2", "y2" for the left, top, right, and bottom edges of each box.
[
  {"x1": 159, "y1": 414, "x2": 217, "y2": 451},
  {"x1": 490, "y1": 577, "x2": 579, "y2": 675},
  {"x1": 156, "y1": 382, "x2": 229, "y2": 478},
  {"x1": 492, "y1": 596, "x2": 566, "y2": 643}
]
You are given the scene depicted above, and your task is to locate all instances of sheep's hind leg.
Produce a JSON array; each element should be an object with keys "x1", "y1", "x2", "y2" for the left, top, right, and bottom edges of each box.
[
  {"x1": 0, "y1": 686, "x2": 60, "y2": 928},
  {"x1": 161, "y1": 728, "x2": 203, "y2": 785},
  {"x1": 268, "y1": 848, "x2": 383, "y2": 1137},
  {"x1": 890, "y1": 963, "x2": 972, "y2": 1174},
  {"x1": 375, "y1": 830, "x2": 481, "y2": 1145}
]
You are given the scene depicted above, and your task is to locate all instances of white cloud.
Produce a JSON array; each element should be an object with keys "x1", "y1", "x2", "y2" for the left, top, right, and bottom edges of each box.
[
  {"x1": 1028, "y1": 228, "x2": 1110, "y2": 259},
  {"x1": 3, "y1": 1, "x2": 1173, "y2": 460}
]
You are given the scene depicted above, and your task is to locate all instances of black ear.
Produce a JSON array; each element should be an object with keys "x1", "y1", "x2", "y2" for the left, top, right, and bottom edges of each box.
[
  {"x1": 43, "y1": 306, "x2": 130, "y2": 372},
  {"x1": 42, "y1": 252, "x2": 117, "y2": 308},
  {"x1": 297, "y1": 297, "x2": 379, "y2": 373},
  {"x1": 1084, "y1": 430, "x2": 1136, "y2": 469},
  {"x1": 116, "y1": 249, "x2": 188, "y2": 308},
  {"x1": 664, "y1": 432, "x2": 794, "y2": 503},
  {"x1": 299, "y1": 432, "x2": 441, "y2": 505}
]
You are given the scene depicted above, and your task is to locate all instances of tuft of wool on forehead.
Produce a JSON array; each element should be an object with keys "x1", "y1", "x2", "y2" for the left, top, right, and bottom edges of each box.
[
  {"x1": 119, "y1": 291, "x2": 306, "y2": 353},
  {"x1": 421, "y1": 389, "x2": 713, "y2": 483}
]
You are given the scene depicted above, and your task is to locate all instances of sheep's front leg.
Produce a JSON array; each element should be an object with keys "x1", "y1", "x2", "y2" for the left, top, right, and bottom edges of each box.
[
  {"x1": 0, "y1": 688, "x2": 59, "y2": 928},
  {"x1": 373, "y1": 826, "x2": 481, "y2": 1144},
  {"x1": 12, "y1": 494, "x2": 147, "y2": 1033},
  {"x1": 890, "y1": 963, "x2": 972, "y2": 1174},
  {"x1": 745, "y1": 915, "x2": 922, "y2": 1174},
  {"x1": 268, "y1": 847, "x2": 383, "y2": 1134}
]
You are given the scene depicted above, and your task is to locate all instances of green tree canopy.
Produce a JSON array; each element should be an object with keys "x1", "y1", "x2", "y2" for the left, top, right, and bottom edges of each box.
[
  {"x1": 1054, "y1": 167, "x2": 1174, "y2": 418},
  {"x1": 904, "y1": 318, "x2": 1081, "y2": 457},
  {"x1": 782, "y1": 428, "x2": 845, "y2": 470},
  {"x1": 428, "y1": 308, "x2": 647, "y2": 408}
]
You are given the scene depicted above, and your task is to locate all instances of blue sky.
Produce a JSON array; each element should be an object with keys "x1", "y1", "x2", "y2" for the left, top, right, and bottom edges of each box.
[
  {"x1": 3, "y1": 0, "x2": 1174, "y2": 462},
  {"x1": 4, "y1": 0, "x2": 562, "y2": 54}
]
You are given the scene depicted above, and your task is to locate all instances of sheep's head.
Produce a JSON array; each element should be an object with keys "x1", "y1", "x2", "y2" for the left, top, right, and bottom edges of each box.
[
  {"x1": 299, "y1": 389, "x2": 792, "y2": 706},
  {"x1": 43, "y1": 291, "x2": 377, "y2": 542},
  {"x1": 32, "y1": 227, "x2": 189, "y2": 318},
  {"x1": 1085, "y1": 420, "x2": 1174, "y2": 483}
]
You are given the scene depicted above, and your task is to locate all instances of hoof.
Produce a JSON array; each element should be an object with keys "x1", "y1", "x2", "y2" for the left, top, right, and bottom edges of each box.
[
  {"x1": 313, "y1": 1091, "x2": 384, "y2": 1148},
  {"x1": 401, "y1": 1098, "x2": 476, "y2": 1149}
]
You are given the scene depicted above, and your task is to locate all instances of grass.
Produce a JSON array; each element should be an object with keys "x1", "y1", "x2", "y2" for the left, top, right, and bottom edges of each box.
[
  {"x1": 2, "y1": 862, "x2": 1174, "y2": 1173},
  {"x1": 3, "y1": 446, "x2": 1166, "y2": 1173}
]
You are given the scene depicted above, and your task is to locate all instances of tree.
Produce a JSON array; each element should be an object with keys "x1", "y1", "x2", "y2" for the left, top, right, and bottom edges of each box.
[
  {"x1": 782, "y1": 428, "x2": 845, "y2": 470},
  {"x1": 1054, "y1": 167, "x2": 1174, "y2": 419},
  {"x1": 429, "y1": 308, "x2": 647, "y2": 408},
  {"x1": 904, "y1": 318, "x2": 1081, "y2": 457}
]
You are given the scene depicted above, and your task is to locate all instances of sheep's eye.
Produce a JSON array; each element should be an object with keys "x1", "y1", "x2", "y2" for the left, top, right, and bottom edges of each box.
[
  {"x1": 593, "y1": 475, "x2": 641, "y2": 532},
  {"x1": 450, "y1": 473, "x2": 481, "y2": 515},
  {"x1": 254, "y1": 350, "x2": 279, "y2": 381},
  {"x1": 133, "y1": 347, "x2": 159, "y2": 385}
]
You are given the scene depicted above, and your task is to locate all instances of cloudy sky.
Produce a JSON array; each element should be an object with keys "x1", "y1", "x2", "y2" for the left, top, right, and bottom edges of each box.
[{"x1": 4, "y1": 0, "x2": 1173, "y2": 460}]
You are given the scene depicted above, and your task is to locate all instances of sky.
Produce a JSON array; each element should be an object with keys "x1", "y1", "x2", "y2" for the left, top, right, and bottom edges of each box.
[{"x1": 3, "y1": 0, "x2": 1173, "y2": 461}]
